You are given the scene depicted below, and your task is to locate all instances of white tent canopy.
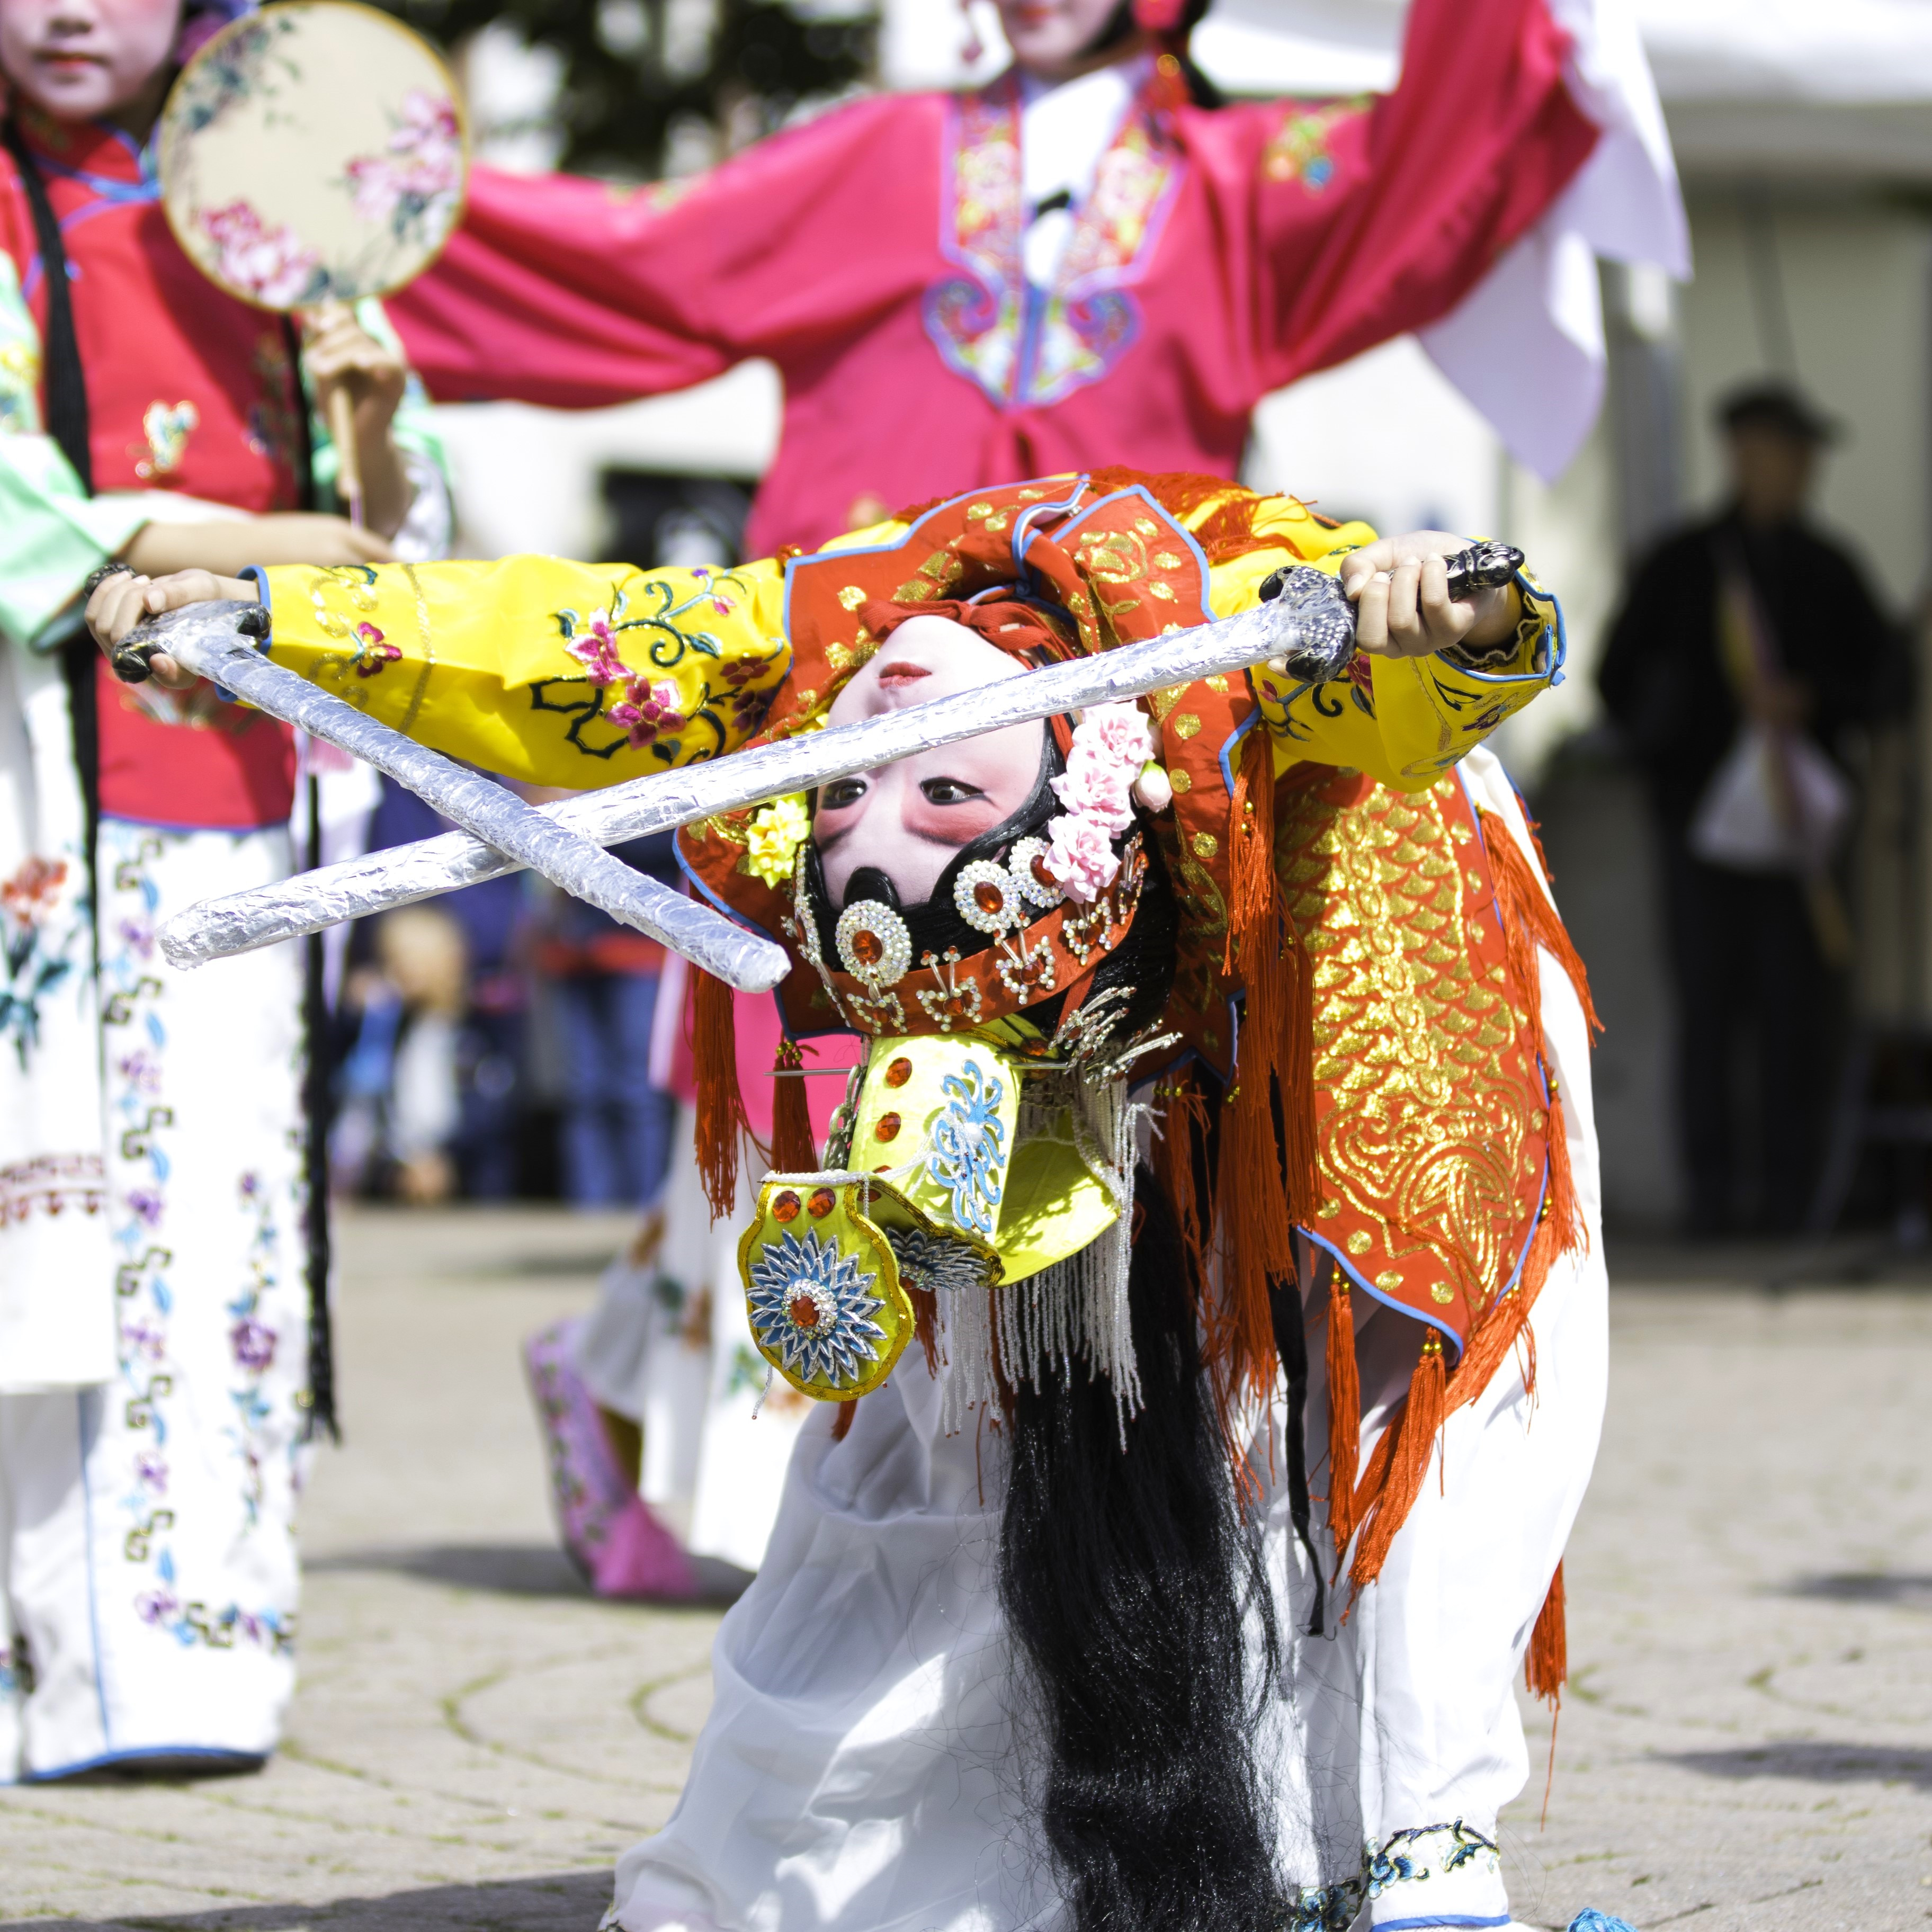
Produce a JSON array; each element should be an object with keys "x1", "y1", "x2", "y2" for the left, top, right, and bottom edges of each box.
[
  {"x1": 1189, "y1": 0, "x2": 1932, "y2": 176},
  {"x1": 1192, "y1": 0, "x2": 1932, "y2": 103}
]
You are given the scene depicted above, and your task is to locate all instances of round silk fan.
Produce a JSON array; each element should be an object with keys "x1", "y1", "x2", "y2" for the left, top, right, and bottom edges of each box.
[{"x1": 157, "y1": 0, "x2": 469, "y2": 518}]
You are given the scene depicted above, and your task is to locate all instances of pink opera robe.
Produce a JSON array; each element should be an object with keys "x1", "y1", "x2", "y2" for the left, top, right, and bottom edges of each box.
[{"x1": 390, "y1": 0, "x2": 1634, "y2": 558}]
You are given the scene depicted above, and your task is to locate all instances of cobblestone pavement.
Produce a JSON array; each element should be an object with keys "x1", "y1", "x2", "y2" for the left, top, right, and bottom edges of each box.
[{"x1": 3, "y1": 1209, "x2": 1931, "y2": 1932}]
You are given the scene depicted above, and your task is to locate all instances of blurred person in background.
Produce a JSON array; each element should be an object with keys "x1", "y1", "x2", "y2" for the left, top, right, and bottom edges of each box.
[
  {"x1": 1598, "y1": 381, "x2": 1908, "y2": 1237},
  {"x1": 0, "y1": 0, "x2": 450, "y2": 1778},
  {"x1": 530, "y1": 826, "x2": 681, "y2": 1210},
  {"x1": 392, "y1": 0, "x2": 1681, "y2": 557},
  {"x1": 526, "y1": 954, "x2": 851, "y2": 1600},
  {"x1": 355, "y1": 778, "x2": 526, "y2": 1198},
  {"x1": 333, "y1": 906, "x2": 470, "y2": 1205}
]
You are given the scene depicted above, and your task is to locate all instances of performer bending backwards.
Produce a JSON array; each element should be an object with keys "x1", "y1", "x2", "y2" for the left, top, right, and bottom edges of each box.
[
  {"x1": 0, "y1": 0, "x2": 449, "y2": 1778},
  {"x1": 94, "y1": 464, "x2": 1605, "y2": 1929},
  {"x1": 397, "y1": 0, "x2": 1672, "y2": 1596}
]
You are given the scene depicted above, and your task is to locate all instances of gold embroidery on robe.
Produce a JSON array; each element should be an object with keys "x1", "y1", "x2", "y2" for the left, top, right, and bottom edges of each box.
[{"x1": 1276, "y1": 772, "x2": 1548, "y2": 1346}]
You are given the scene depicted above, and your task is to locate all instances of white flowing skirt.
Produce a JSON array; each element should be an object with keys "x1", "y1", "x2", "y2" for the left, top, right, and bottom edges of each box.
[
  {"x1": 606, "y1": 950, "x2": 1607, "y2": 1932},
  {"x1": 0, "y1": 820, "x2": 309, "y2": 1780}
]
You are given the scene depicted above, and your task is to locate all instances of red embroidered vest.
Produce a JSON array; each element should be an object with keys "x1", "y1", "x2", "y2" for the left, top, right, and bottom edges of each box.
[{"x1": 3, "y1": 111, "x2": 302, "y2": 829}]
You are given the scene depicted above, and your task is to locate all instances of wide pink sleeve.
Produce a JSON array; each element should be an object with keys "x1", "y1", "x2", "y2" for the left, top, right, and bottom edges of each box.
[
  {"x1": 390, "y1": 94, "x2": 944, "y2": 408},
  {"x1": 1243, "y1": 0, "x2": 1599, "y2": 391}
]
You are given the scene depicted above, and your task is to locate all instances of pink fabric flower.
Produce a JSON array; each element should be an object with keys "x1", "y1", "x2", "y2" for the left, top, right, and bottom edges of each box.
[
  {"x1": 1042, "y1": 813, "x2": 1121, "y2": 904},
  {"x1": 1052, "y1": 744, "x2": 1135, "y2": 835},
  {"x1": 1084, "y1": 702, "x2": 1156, "y2": 767},
  {"x1": 1039, "y1": 701, "x2": 1154, "y2": 899},
  {"x1": 566, "y1": 611, "x2": 627, "y2": 686},
  {"x1": 608, "y1": 678, "x2": 687, "y2": 749}
]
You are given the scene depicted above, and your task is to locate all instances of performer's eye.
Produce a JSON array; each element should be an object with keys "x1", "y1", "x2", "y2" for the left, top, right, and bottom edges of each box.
[
  {"x1": 920, "y1": 777, "x2": 985, "y2": 806},
  {"x1": 821, "y1": 777, "x2": 867, "y2": 809}
]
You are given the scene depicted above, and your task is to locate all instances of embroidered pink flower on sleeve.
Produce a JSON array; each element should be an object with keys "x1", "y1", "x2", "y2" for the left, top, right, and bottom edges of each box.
[
  {"x1": 352, "y1": 621, "x2": 402, "y2": 677},
  {"x1": 565, "y1": 610, "x2": 628, "y2": 686},
  {"x1": 607, "y1": 677, "x2": 688, "y2": 749}
]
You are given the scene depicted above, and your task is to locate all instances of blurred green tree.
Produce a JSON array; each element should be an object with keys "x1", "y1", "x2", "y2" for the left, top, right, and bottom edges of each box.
[{"x1": 371, "y1": 0, "x2": 879, "y2": 180}]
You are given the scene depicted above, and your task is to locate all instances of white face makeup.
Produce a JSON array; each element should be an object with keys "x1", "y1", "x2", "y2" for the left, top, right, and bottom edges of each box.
[
  {"x1": 0, "y1": 0, "x2": 182, "y2": 122},
  {"x1": 815, "y1": 615, "x2": 1048, "y2": 911}
]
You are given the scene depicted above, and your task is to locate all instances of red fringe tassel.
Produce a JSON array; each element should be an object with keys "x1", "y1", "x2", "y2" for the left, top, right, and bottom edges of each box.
[
  {"x1": 1526, "y1": 1559, "x2": 1568, "y2": 1705},
  {"x1": 1348, "y1": 1328, "x2": 1447, "y2": 1589},
  {"x1": 693, "y1": 969, "x2": 754, "y2": 1220},
  {"x1": 1325, "y1": 1276, "x2": 1359, "y2": 1553},
  {"x1": 1480, "y1": 807, "x2": 1602, "y2": 1040},
  {"x1": 768, "y1": 1038, "x2": 818, "y2": 1174}
]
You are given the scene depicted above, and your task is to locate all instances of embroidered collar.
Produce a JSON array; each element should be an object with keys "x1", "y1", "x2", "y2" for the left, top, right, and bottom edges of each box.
[{"x1": 925, "y1": 58, "x2": 1186, "y2": 410}]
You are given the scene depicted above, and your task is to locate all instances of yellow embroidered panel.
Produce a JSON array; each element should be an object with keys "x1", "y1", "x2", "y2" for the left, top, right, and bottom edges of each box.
[
  {"x1": 1275, "y1": 767, "x2": 1549, "y2": 1353},
  {"x1": 260, "y1": 556, "x2": 792, "y2": 789}
]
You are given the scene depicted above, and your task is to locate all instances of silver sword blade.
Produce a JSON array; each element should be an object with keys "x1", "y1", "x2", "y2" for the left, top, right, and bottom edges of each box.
[
  {"x1": 162, "y1": 587, "x2": 1329, "y2": 969},
  {"x1": 120, "y1": 602, "x2": 790, "y2": 991}
]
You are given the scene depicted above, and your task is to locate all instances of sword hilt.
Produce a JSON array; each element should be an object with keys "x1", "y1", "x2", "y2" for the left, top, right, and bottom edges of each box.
[
  {"x1": 110, "y1": 600, "x2": 269, "y2": 685},
  {"x1": 1255, "y1": 540, "x2": 1526, "y2": 684}
]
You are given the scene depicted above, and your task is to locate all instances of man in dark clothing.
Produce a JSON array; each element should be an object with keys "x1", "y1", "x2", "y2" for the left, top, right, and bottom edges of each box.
[{"x1": 1598, "y1": 382, "x2": 1908, "y2": 1235}]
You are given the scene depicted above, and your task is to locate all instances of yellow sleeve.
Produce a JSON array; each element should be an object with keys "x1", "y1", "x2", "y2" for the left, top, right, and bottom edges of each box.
[
  {"x1": 1213, "y1": 530, "x2": 1564, "y2": 794},
  {"x1": 257, "y1": 555, "x2": 792, "y2": 788}
]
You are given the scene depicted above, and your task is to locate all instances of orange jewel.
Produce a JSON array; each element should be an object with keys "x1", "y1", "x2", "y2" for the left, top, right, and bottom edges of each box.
[
  {"x1": 875, "y1": 1113, "x2": 901, "y2": 1142},
  {"x1": 973, "y1": 880, "x2": 1005, "y2": 915},
  {"x1": 773, "y1": 1190, "x2": 801, "y2": 1221},
  {"x1": 849, "y1": 927, "x2": 885, "y2": 967},
  {"x1": 807, "y1": 1186, "x2": 837, "y2": 1218},
  {"x1": 884, "y1": 1057, "x2": 913, "y2": 1087},
  {"x1": 788, "y1": 1293, "x2": 821, "y2": 1329}
]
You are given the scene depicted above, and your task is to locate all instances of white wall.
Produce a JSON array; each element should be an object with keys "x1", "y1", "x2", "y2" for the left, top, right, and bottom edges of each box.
[
  {"x1": 436, "y1": 364, "x2": 781, "y2": 560},
  {"x1": 1677, "y1": 193, "x2": 1931, "y2": 610}
]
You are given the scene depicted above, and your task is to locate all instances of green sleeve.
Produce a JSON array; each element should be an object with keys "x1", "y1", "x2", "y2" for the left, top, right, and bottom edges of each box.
[{"x1": 0, "y1": 258, "x2": 151, "y2": 647}]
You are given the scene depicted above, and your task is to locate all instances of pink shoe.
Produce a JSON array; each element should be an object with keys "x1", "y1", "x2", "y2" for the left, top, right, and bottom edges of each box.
[
  {"x1": 593, "y1": 1495, "x2": 701, "y2": 1601},
  {"x1": 523, "y1": 1317, "x2": 631, "y2": 1579}
]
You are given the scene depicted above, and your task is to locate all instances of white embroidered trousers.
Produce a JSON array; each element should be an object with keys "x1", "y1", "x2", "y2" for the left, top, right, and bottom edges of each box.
[{"x1": 0, "y1": 820, "x2": 309, "y2": 1779}]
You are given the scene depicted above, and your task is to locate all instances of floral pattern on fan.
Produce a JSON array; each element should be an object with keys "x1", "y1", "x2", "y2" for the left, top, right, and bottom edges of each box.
[
  {"x1": 199, "y1": 200, "x2": 324, "y2": 307},
  {"x1": 343, "y1": 91, "x2": 462, "y2": 249},
  {"x1": 158, "y1": 2, "x2": 470, "y2": 308}
]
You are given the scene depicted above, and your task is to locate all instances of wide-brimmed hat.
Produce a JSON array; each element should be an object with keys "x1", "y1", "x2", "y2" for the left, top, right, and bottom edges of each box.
[{"x1": 1716, "y1": 378, "x2": 1841, "y2": 446}]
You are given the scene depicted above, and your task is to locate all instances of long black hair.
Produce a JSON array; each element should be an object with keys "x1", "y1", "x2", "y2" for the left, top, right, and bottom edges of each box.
[{"x1": 998, "y1": 1168, "x2": 1286, "y2": 1932}]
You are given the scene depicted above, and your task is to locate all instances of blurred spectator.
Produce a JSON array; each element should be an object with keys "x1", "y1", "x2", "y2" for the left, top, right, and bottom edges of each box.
[
  {"x1": 530, "y1": 828, "x2": 683, "y2": 1209},
  {"x1": 356, "y1": 777, "x2": 530, "y2": 1197},
  {"x1": 1598, "y1": 380, "x2": 1910, "y2": 1236},
  {"x1": 334, "y1": 907, "x2": 469, "y2": 1203}
]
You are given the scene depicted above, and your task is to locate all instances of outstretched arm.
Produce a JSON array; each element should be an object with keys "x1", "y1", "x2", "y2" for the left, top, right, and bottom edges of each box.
[
  {"x1": 1250, "y1": 0, "x2": 1600, "y2": 390},
  {"x1": 86, "y1": 554, "x2": 794, "y2": 790},
  {"x1": 388, "y1": 94, "x2": 940, "y2": 410},
  {"x1": 1229, "y1": 525, "x2": 1561, "y2": 791}
]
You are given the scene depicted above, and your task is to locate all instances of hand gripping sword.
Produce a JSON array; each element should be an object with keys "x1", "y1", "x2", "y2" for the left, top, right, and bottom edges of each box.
[
  {"x1": 108, "y1": 602, "x2": 791, "y2": 991},
  {"x1": 130, "y1": 545, "x2": 1523, "y2": 979}
]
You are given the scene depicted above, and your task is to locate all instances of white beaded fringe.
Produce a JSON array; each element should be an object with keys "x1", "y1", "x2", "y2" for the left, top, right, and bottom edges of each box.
[{"x1": 939, "y1": 1074, "x2": 1147, "y2": 1442}]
